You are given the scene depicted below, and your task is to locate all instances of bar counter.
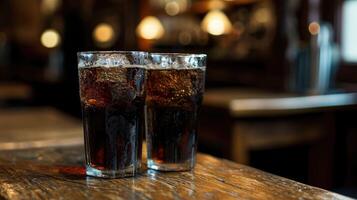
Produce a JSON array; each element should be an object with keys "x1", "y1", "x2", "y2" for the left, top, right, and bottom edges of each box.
[
  {"x1": 0, "y1": 107, "x2": 353, "y2": 199},
  {"x1": 0, "y1": 145, "x2": 351, "y2": 200}
]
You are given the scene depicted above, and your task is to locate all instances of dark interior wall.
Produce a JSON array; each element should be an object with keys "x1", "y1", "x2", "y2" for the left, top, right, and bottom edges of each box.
[{"x1": 57, "y1": 0, "x2": 141, "y2": 116}]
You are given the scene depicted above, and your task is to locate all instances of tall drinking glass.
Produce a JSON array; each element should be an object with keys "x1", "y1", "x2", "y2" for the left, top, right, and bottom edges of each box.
[
  {"x1": 146, "y1": 53, "x2": 206, "y2": 171},
  {"x1": 78, "y1": 51, "x2": 147, "y2": 178}
]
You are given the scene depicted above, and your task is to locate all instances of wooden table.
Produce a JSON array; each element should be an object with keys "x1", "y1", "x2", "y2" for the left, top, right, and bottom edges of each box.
[
  {"x1": 201, "y1": 89, "x2": 357, "y2": 162},
  {"x1": 200, "y1": 89, "x2": 357, "y2": 189},
  {"x1": 0, "y1": 145, "x2": 352, "y2": 200},
  {"x1": 0, "y1": 107, "x2": 83, "y2": 150},
  {"x1": 203, "y1": 89, "x2": 357, "y2": 117}
]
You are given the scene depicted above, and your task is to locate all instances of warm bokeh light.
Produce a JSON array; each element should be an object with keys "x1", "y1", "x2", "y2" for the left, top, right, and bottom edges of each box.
[
  {"x1": 254, "y1": 8, "x2": 271, "y2": 23},
  {"x1": 308, "y1": 21, "x2": 320, "y2": 35},
  {"x1": 201, "y1": 10, "x2": 232, "y2": 36},
  {"x1": 41, "y1": 0, "x2": 61, "y2": 15},
  {"x1": 136, "y1": 16, "x2": 165, "y2": 40},
  {"x1": 40, "y1": 29, "x2": 61, "y2": 48},
  {"x1": 165, "y1": 1, "x2": 180, "y2": 16},
  {"x1": 93, "y1": 23, "x2": 115, "y2": 43}
]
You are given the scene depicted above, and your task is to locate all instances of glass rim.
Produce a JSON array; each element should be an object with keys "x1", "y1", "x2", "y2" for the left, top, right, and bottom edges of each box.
[
  {"x1": 77, "y1": 51, "x2": 207, "y2": 69},
  {"x1": 149, "y1": 52, "x2": 206, "y2": 58},
  {"x1": 77, "y1": 51, "x2": 149, "y2": 68},
  {"x1": 148, "y1": 52, "x2": 206, "y2": 70},
  {"x1": 77, "y1": 51, "x2": 148, "y2": 56},
  {"x1": 77, "y1": 51, "x2": 206, "y2": 58}
]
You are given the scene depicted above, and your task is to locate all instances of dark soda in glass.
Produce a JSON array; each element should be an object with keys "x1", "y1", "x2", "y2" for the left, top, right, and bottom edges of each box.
[
  {"x1": 146, "y1": 67, "x2": 205, "y2": 171},
  {"x1": 79, "y1": 62, "x2": 146, "y2": 178}
]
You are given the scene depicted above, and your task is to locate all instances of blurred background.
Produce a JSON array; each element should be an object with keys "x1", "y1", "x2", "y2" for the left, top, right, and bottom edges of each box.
[{"x1": 1, "y1": 0, "x2": 357, "y2": 197}]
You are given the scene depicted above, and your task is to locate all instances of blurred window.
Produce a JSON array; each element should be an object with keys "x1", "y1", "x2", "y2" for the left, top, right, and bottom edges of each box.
[{"x1": 342, "y1": 0, "x2": 357, "y2": 63}]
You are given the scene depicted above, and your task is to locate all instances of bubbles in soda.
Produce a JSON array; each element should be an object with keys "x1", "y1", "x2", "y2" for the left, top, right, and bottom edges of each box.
[
  {"x1": 146, "y1": 68, "x2": 205, "y2": 165},
  {"x1": 79, "y1": 66, "x2": 145, "y2": 171}
]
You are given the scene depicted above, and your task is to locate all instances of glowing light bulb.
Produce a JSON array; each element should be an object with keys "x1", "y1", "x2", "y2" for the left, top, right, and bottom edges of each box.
[
  {"x1": 93, "y1": 23, "x2": 115, "y2": 43},
  {"x1": 165, "y1": 1, "x2": 180, "y2": 16},
  {"x1": 308, "y1": 21, "x2": 320, "y2": 35},
  {"x1": 201, "y1": 10, "x2": 232, "y2": 36},
  {"x1": 41, "y1": 29, "x2": 61, "y2": 48},
  {"x1": 136, "y1": 16, "x2": 165, "y2": 40}
]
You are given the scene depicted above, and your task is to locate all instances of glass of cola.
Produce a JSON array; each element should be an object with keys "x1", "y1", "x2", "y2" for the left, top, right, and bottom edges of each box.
[
  {"x1": 146, "y1": 53, "x2": 206, "y2": 171},
  {"x1": 77, "y1": 51, "x2": 147, "y2": 178}
]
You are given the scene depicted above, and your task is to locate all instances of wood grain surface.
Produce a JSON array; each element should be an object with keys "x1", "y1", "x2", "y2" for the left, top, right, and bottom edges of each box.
[
  {"x1": 0, "y1": 107, "x2": 82, "y2": 150},
  {"x1": 203, "y1": 89, "x2": 357, "y2": 117},
  {"x1": 0, "y1": 145, "x2": 352, "y2": 200}
]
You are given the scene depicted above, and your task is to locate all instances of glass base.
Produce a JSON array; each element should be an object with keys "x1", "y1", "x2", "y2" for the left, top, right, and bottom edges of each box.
[
  {"x1": 86, "y1": 164, "x2": 139, "y2": 178},
  {"x1": 147, "y1": 159, "x2": 195, "y2": 171}
]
